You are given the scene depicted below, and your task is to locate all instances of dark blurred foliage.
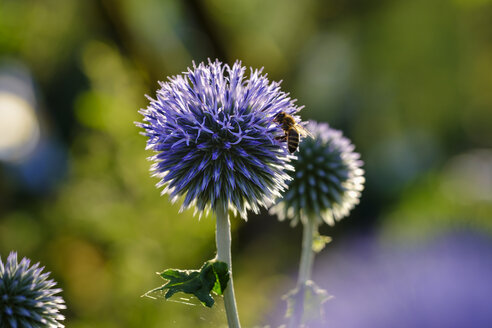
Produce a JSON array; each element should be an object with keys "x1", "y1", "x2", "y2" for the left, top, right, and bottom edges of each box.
[{"x1": 0, "y1": 0, "x2": 491, "y2": 327}]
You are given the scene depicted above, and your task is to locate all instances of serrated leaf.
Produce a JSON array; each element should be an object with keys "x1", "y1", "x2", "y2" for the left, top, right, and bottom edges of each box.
[{"x1": 144, "y1": 260, "x2": 230, "y2": 308}]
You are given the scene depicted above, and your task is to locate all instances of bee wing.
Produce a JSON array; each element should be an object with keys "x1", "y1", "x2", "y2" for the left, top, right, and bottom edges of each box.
[{"x1": 297, "y1": 125, "x2": 313, "y2": 138}]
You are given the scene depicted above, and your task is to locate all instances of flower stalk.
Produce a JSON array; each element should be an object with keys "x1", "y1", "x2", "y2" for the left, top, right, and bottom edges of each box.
[
  {"x1": 215, "y1": 206, "x2": 241, "y2": 328},
  {"x1": 297, "y1": 218, "x2": 317, "y2": 286},
  {"x1": 288, "y1": 217, "x2": 318, "y2": 328}
]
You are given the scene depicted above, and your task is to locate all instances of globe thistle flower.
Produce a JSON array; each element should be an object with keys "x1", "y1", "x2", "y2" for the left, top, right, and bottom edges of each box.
[
  {"x1": 271, "y1": 121, "x2": 365, "y2": 226},
  {"x1": 271, "y1": 121, "x2": 364, "y2": 327},
  {"x1": 138, "y1": 59, "x2": 301, "y2": 218},
  {"x1": 0, "y1": 252, "x2": 66, "y2": 328}
]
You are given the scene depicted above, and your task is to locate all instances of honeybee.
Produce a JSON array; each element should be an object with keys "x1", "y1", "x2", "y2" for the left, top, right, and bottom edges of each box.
[{"x1": 273, "y1": 111, "x2": 311, "y2": 153}]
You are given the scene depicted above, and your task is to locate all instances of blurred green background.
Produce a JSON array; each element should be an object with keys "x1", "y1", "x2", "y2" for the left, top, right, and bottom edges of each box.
[{"x1": 0, "y1": 0, "x2": 491, "y2": 327}]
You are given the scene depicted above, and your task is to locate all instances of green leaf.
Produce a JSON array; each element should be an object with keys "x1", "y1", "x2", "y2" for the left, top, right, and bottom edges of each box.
[
  {"x1": 143, "y1": 260, "x2": 230, "y2": 308},
  {"x1": 211, "y1": 261, "x2": 229, "y2": 295}
]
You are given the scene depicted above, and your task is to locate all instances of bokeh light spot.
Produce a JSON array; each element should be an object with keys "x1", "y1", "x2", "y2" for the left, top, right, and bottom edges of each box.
[{"x1": 0, "y1": 91, "x2": 39, "y2": 162}]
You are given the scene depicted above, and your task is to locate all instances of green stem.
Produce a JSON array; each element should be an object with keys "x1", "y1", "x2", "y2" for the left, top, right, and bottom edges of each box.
[
  {"x1": 298, "y1": 218, "x2": 316, "y2": 285},
  {"x1": 215, "y1": 206, "x2": 241, "y2": 328},
  {"x1": 289, "y1": 217, "x2": 318, "y2": 328}
]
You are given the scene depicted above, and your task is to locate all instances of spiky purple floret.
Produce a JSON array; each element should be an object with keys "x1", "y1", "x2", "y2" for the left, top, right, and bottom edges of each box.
[
  {"x1": 0, "y1": 252, "x2": 66, "y2": 328},
  {"x1": 270, "y1": 121, "x2": 365, "y2": 226},
  {"x1": 138, "y1": 60, "x2": 302, "y2": 218}
]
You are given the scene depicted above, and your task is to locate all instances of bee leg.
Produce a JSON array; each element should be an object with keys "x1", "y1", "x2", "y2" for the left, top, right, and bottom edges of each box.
[{"x1": 275, "y1": 136, "x2": 287, "y2": 142}]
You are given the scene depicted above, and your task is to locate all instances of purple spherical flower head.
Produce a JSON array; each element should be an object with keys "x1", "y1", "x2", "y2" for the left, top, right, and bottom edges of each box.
[
  {"x1": 138, "y1": 60, "x2": 302, "y2": 219},
  {"x1": 0, "y1": 252, "x2": 66, "y2": 328}
]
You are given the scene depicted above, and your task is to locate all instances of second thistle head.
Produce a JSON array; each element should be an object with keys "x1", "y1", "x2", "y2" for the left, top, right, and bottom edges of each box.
[
  {"x1": 270, "y1": 121, "x2": 365, "y2": 226},
  {"x1": 0, "y1": 252, "x2": 66, "y2": 327}
]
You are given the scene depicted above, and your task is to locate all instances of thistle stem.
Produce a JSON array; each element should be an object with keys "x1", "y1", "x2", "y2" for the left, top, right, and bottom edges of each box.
[
  {"x1": 298, "y1": 218, "x2": 316, "y2": 285},
  {"x1": 215, "y1": 206, "x2": 241, "y2": 328},
  {"x1": 289, "y1": 217, "x2": 318, "y2": 328}
]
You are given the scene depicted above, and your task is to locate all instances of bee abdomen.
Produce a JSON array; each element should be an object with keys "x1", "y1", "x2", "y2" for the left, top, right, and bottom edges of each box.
[{"x1": 287, "y1": 128, "x2": 299, "y2": 153}]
